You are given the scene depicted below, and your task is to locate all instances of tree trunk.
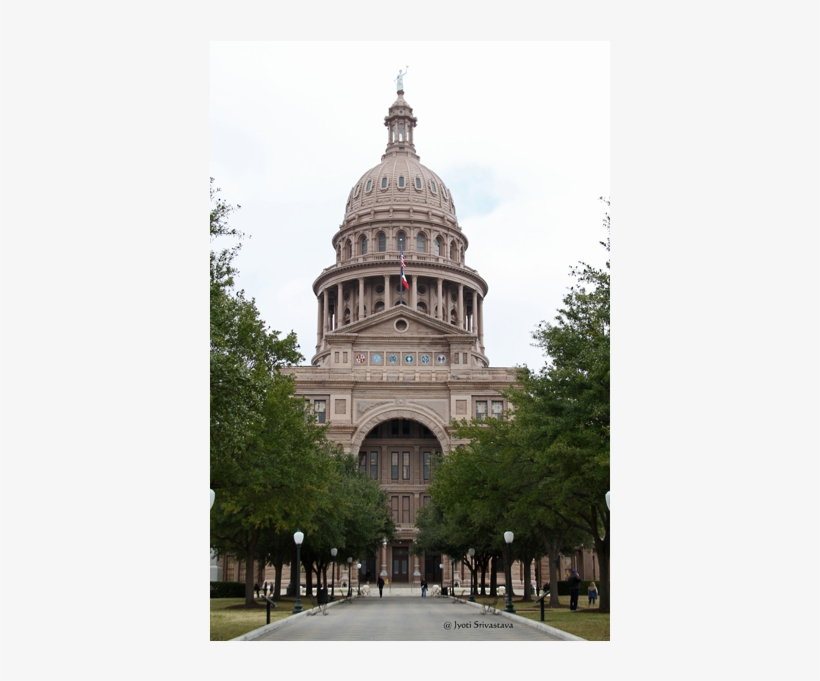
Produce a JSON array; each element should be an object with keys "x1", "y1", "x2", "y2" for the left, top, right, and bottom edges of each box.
[
  {"x1": 522, "y1": 558, "x2": 532, "y2": 602},
  {"x1": 480, "y1": 559, "x2": 487, "y2": 595},
  {"x1": 273, "y1": 555, "x2": 283, "y2": 598},
  {"x1": 243, "y1": 530, "x2": 260, "y2": 607},
  {"x1": 592, "y1": 505, "x2": 610, "y2": 613},
  {"x1": 490, "y1": 556, "x2": 498, "y2": 596},
  {"x1": 304, "y1": 557, "x2": 313, "y2": 596}
]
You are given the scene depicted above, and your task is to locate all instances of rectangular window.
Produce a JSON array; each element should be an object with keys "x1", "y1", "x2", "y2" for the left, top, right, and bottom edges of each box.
[
  {"x1": 492, "y1": 401, "x2": 504, "y2": 420},
  {"x1": 391, "y1": 496, "x2": 399, "y2": 523},
  {"x1": 370, "y1": 452, "x2": 378, "y2": 479},
  {"x1": 402, "y1": 496, "x2": 410, "y2": 523},
  {"x1": 402, "y1": 452, "x2": 410, "y2": 480},
  {"x1": 423, "y1": 452, "x2": 431, "y2": 480},
  {"x1": 315, "y1": 400, "x2": 326, "y2": 423},
  {"x1": 476, "y1": 401, "x2": 487, "y2": 420},
  {"x1": 391, "y1": 452, "x2": 399, "y2": 480},
  {"x1": 358, "y1": 453, "x2": 367, "y2": 474},
  {"x1": 378, "y1": 234, "x2": 386, "y2": 252},
  {"x1": 416, "y1": 234, "x2": 425, "y2": 252}
]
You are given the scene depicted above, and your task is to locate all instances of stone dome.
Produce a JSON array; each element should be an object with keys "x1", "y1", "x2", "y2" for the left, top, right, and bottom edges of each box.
[
  {"x1": 342, "y1": 90, "x2": 457, "y2": 223},
  {"x1": 344, "y1": 156, "x2": 457, "y2": 222}
]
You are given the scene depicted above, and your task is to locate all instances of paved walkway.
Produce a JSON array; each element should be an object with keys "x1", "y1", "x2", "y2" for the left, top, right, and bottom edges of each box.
[{"x1": 253, "y1": 595, "x2": 563, "y2": 641}]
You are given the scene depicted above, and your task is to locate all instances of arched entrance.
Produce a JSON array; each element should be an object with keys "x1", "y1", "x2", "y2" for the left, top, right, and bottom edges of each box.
[{"x1": 351, "y1": 408, "x2": 448, "y2": 587}]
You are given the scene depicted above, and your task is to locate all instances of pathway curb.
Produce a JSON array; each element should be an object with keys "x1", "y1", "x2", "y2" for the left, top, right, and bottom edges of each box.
[
  {"x1": 455, "y1": 598, "x2": 587, "y2": 641},
  {"x1": 229, "y1": 598, "x2": 348, "y2": 641}
]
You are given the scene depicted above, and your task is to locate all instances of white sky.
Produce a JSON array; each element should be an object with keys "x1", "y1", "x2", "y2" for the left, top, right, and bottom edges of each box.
[{"x1": 210, "y1": 42, "x2": 610, "y2": 369}]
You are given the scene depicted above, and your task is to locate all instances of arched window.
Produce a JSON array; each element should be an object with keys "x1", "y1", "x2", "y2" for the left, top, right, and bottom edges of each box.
[
  {"x1": 434, "y1": 237, "x2": 441, "y2": 256},
  {"x1": 374, "y1": 301, "x2": 385, "y2": 313},
  {"x1": 416, "y1": 234, "x2": 425, "y2": 252},
  {"x1": 398, "y1": 176, "x2": 405, "y2": 188},
  {"x1": 417, "y1": 301, "x2": 427, "y2": 314},
  {"x1": 361, "y1": 236, "x2": 368, "y2": 255},
  {"x1": 381, "y1": 177, "x2": 388, "y2": 189},
  {"x1": 415, "y1": 177, "x2": 422, "y2": 190},
  {"x1": 450, "y1": 242, "x2": 455, "y2": 260},
  {"x1": 378, "y1": 233, "x2": 386, "y2": 252},
  {"x1": 347, "y1": 240, "x2": 353, "y2": 259},
  {"x1": 365, "y1": 179, "x2": 372, "y2": 192},
  {"x1": 397, "y1": 232, "x2": 406, "y2": 252}
]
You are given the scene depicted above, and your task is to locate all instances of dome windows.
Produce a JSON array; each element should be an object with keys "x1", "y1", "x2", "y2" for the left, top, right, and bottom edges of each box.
[
  {"x1": 430, "y1": 179, "x2": 437, "y2": 194},
  {"x1": 353, "y1": 184, "x2": 360, "y2": 198},
  {"x1": 415, "y1": 177, "x2": 422, "y2": 190},
  {"x1": 416, "y1": 234, "x2": 426, "y2": 252},
  {"x1": 397, "y1": 232, "x2": 406, "y2": 251},
  {"x1": 398, "y1": 176, "x2": 405, "y2": 188},
  {"x1": 361, "y1": 236, "x2": 368, "y2": 255},
  {"x1": 381, "y1": 177, "x2": 388, "y2": 190},
  {"x1": 347, "y1": 240, "x2": 353, "y2": 259},
  {"x1": 378, "y1": 232, "x2": 386, "y2": 252},
  {"x1": 365, "y1": 180, "x2": 373, "y2": 193},
  {"x1": 434, "y1": 237, "x2": 441, "y2": 256}
]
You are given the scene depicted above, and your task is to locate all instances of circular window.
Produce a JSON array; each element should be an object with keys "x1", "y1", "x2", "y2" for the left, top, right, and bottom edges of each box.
[
  {"x1": 372, "y1": 353, "x2": 383, "y2": 364},
  {"x1": 418, "y1": 285, "x2": 427, "y2": 295},
  {"x1": 436, "y1": 354, "x2": 447, "y2": 364},
  {"x1": 394, "y1": 319, "x2": 408, "y2": 332},
  {"x1": 404, "y1": 354, "x2": 415, "y2": 364},
  {"x1": 420, "y1": 354, "x2": 431, "y2": 364},
  {"x1": 388, "y1": 353, "x2": 399, "y2": 364},
  {"x1": 375, "y1": 284, "x2": 385, "y2": 294}
]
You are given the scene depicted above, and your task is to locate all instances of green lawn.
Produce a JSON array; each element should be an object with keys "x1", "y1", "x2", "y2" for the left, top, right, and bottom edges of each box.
[
  {"x1": 210, "y1": 598, "x2": 294, "y2": 641},
  {"x1": 471, "y1": 594, "x2": 610, "y2": 641}
]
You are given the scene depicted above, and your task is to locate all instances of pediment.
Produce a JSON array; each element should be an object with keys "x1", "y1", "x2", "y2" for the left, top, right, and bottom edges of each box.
[{"x1": 328, "y1": 305, "x2": 473, "y2": 339}]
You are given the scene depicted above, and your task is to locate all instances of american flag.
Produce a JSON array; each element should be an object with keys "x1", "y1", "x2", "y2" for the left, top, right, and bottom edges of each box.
[{"x1": 400, "y1": 250, "x2": 410, "y2": 290}]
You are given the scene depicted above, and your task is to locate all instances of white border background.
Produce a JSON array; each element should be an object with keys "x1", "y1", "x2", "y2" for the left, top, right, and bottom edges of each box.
[{"x1": 1, "y1": 2, "x2": 818, "y2": 680}]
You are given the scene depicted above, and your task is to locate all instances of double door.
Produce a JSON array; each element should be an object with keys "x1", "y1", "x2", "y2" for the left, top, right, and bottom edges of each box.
[{"x1": 391, "y1": 546, "x2": 409, "y2": 582}]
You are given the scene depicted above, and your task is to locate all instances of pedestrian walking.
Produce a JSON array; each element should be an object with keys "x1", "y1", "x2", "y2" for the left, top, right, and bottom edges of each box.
[
  {"x1": 588, "y1": 581, "x2": 598, "y2": 606},
  {"x1": 568, "y1": 569, "x2": 582, "y2": 611},
  {"x1": 378, "y1": 576, "x2": 385, "y2": 598},
  {"x1": 421, "y1": 578, "x2": 428, "y2": 598},
  {"x1": 254, "y1": 582, "x2": 260, "y2": 599}
]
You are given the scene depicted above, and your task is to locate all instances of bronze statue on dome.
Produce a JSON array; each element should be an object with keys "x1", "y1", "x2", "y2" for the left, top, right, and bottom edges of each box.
[{"x1": 395, "y1": 66, "x2": 409, "y2": 92}]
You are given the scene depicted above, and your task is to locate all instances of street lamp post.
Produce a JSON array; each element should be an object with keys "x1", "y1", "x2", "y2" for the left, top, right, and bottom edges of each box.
[
  {"x1": 347, "y1": 557, "x2": 353, "y2": 598},
  {"x1": 439, "y1": 562, "x2": 444, "y2": 595},
  {"x1": 504, "y1": 531, "x2": 515, "y2": 613},
  {"x1": 330, "y1": 548, "x2": 338, "y2": 601},
  {"x1": 357, "y1": 562, "x2": 362, "y2": 596},
  {"x1": 468, "y1": 548, "x2": 476, "y2": 602},
  {"x1": 606, "y1": 490, "x2": 611, "y2": 510},
  {"x1": 293, "y1": 530, "x2": 305, "y2": 614},
  {"x1": 451, "y1": 558, "x2": 456, "y2": 596}
]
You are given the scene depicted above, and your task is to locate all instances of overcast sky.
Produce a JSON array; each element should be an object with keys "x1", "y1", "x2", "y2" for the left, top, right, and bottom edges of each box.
[{"x1": 210, "y1": 42, "x2": 609, "y2": 369}]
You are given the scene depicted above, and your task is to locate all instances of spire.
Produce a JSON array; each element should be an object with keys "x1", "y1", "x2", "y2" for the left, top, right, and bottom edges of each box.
[{"x1": 383, "y1": 86, "x2": 419, "y2": 160}]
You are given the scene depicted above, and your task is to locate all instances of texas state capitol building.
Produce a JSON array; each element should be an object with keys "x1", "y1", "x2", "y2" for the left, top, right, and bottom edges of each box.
[
  {"x1": 218, "y1": 79, "x2": 602, "y2": 591},
  {"x1": 284, "y1": 78, "x2": 514, "y2": 590}
]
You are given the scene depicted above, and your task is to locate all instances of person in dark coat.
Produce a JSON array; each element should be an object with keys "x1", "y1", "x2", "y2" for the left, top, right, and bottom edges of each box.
[
  {"x1": 254, "y1": 583, "x2": 260, "y2": 599},
  {"x1": 568, "y1": 569, "x2": 582, "y2": 611},
  {"x1": 377, "y1": 576, "x2": 385, "y2": 598},
  {"x1": 421, "y1": 578, "x2": 428, "y2": 598}
]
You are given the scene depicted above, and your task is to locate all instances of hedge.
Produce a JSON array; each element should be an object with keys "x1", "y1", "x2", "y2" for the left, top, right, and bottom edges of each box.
[{"x1": 210, "y1": 581, "x2": 247, "y2": 598}]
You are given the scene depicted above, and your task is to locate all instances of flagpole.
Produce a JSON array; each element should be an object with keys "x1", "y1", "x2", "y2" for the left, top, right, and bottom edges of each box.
[{"x1": 399, "y1": 249, "x2": 404, "y2": 306}]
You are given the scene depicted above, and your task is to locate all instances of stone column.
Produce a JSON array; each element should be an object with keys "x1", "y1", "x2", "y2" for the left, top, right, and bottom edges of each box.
[
  {"x1": 358, "y1": 277, "x2": 365, "y2": 320},
  {"x1": 316, "y1": 295, "x2": 323, "y2": 347},
  {"x1": 473, "y1": 291, "x2": 480, "y2": 337},
  {"x1": 437, "y1": 278, "x2": 443, "y2": 321},
  {"x1": 337, "y1": 282, "x2": 344, "y2": 327},
  {"x1": 458, "y1": 283, "x2": 464, "y2": 329},
  {"x1": 380, "y1": 543, "x2": 388, "y2": 577},
  {"x1": 384, "y1": 274, "x2": 392, "y2": 309},
  {"x1": 411, "y1": 274, "x2": 418, "y2": 311},
  {"x1": 322, "y1": 289, "x2": 329, "y2": 336},
  {"x1": 478, "y1": 294, "x2": 484, "y2": 348}
]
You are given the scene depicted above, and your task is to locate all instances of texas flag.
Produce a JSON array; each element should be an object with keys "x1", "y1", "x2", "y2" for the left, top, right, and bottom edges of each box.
[{"x1": 400, "y1": 250, "x2": 410, "y2": 290}]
